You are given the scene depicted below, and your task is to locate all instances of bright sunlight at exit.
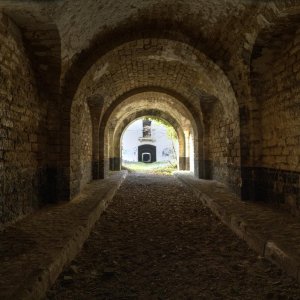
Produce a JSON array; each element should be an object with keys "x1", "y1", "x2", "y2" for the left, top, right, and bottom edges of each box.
[{"x1": 121, "y1": 117, "x2": 179, "y2": 175}]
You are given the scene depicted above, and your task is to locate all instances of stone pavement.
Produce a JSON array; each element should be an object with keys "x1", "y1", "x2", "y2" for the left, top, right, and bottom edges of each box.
[
  {"x1": 175, "y1": 171, "x2": 300, "y2": 284},
  {"x1": 47, "y1": 173, "x2": 300, "y2": 299},
  {"x1": 0, "y1": 171, "x2": 127, "y2": 300},
  {"x1": 2, "y1": 170, "x2": 300, "y2": 299}
]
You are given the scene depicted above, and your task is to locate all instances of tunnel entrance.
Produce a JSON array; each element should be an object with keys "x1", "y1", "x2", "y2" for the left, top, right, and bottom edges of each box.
[
  {"x1": 104, "y1": 91, "x2": 198, "y2": 177},
  {"x1": 138, "y1": 145, "x2": 156, "y2": 163},
  {"x1": 121, "y1": 117, "x2": 178, "y2": 174}
]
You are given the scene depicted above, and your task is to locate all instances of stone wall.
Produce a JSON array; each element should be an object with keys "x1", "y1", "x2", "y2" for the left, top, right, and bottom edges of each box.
[
  {"x1": 1, "y1": 0, "x2": 299, "y2": 223},
  {"x1": 250, "y1": 30, "x2": 300, "y2": 214},
  {"x1": 205, "y1": 102, "x2": 241, "y2": 194},
  {"x1": 70, "y1": 96, "x2": 93, "y2": 197},
  {"x1": 0, "y1": 14, "x2": 47, "y2": 226},
  {"x1": 53, "y1": 0, "x2": 246, "y2": 79},
  {"x1": 65, "y1": 37, "x2": 238, "y2": 184}
]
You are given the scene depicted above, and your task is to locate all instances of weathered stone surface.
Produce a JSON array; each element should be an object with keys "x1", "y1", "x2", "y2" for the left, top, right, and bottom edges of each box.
[
  {"x1": 0, "y1": 171, "x2": 127, "y2": 300},
  {"x1": 70, "y1": 94, "x2": 93, "y2": 197},
  {"x1": 46, "y1": 173, "x2": 300, "y2": 299},
  {"x1": 0, "y1": 13, "x2": 47, "y2": 226},
  {"x1": 0, "y1": 0, "x2": 299, "y2": 229},
  {"x1": 175, "y1": 172, "x2": 300, "y2": 284}
]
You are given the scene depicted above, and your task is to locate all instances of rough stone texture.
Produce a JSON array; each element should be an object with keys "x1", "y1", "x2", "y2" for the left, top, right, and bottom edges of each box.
[
  {"x1": 104, "y1": 91, "x2": 194, "y2": 175},
  {"x1": 250, "y1": 26, "x2": 300, "y2": 213},
  {"x1": 46, "y1": 173, "x2": 300, "y2": 299},
  {"x1": 53, "y1": 0, "x2": 247, "y2": 77},
  {"x1": 0, "y1": 171, "x2": 127, "y2": 300},
  {"x1": 70, "y1": 96, "x2": 93, "y2": 197},
  {"x1": 69, "y1": 37, "x2": 239, "y2": 186},
  {"x1": 175, "y1": 172, "x2": 300, "y2": 284},
  {"x1": 72, "y1": 38, "x2": 237, "y2": 121},
  {"x1": 0, "y1": 0, "x2": 299, "y2": 225},
  {"x1": 0, "y1": 13, "x2": 47, "y2": 227},
  {"x1": 205, "y1": 101, "x2": 241, "y2": 193}
]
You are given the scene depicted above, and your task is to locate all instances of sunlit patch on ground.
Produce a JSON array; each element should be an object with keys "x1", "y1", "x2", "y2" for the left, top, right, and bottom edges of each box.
[{"x1": 122, "y1": 161, "x2": 177, "y2": 175}]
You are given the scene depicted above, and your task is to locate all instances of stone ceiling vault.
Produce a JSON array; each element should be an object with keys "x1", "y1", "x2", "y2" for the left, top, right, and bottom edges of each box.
[
  {"x1": 74, "y1": 38, "x2": 238, "y2": 129},
  {"x1": 106, "y1": 92, "x2": 194, "y2": 133}
]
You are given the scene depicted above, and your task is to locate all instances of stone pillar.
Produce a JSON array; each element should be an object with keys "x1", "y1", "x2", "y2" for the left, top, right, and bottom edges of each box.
[
  {"x1": 87, "y1": 95, "x2": 104, "y2": 180},
  {"x1": 109, "y1": 157, "x2": 121, "y2": 171},
  {"x1": 92, "y1": 161, "x2": 100, "y2": 179},
  {"x1": 179, "y1": 157, "x2": 190, "y2": 170},
  {"x1": 58, "y1": 101, "x2": 72, "y2": 201},
  {"x1": 98, "y1": 159, "x2": 105, "y2": 179},
  {"x1": 204, "y1": 160, "x2": 213, "y2": 180}
]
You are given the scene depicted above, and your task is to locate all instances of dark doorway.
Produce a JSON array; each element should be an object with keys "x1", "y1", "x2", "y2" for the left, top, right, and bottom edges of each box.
[
  {"x1": 138, "y1": 145, "x2": 156, "y2": 163},
  {"x1": 142, "y1": 153, "x2": 151, "y2": 162}
]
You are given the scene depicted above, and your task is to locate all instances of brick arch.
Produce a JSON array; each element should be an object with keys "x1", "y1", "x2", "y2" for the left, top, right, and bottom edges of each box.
[
  {"x1": 72, "y1": 38, "x2": 238, "y2": 120},
  {"x1": 62, "y1": 37, "x2": 240, "y2": 199},
  {"x1": 61, "y1": 0, "x2": 300, "y2": 110},
  {"x1": 98, "y1": 87, "x2": 203, "y2": 179},
  {"x1": 61, "y1": 84, "x2": 205, "y2": 200},
  {"x1": 61, "y1": 21, "x2": 208, "y2": 102},
  {"x1": 110, "y1": 110, "x2": 187, "y2": 172},
  {"x1": 97, "y1": 86, "x2": 203, "y2": 136},
  {"x1": 104, "y1": 90, "x2": 196, "y2": 130},
  {"x1": 104, "y1": 91, "x2": 196, "y2": 172}
]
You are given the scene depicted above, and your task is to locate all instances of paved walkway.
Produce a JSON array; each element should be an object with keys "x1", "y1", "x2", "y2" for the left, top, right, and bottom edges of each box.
[
  {"x1": 0, "y1": 171, "x2": 127, "y2": 300},
  {"x1": 175, "y1": 172, "x2": 300, "y2": 283},
  {"x1": 1, "y1": 172, "x2": 300, "y2": 299},
  {"x1": 46, "y1": 173, "x2": 300, "y2": 299}
]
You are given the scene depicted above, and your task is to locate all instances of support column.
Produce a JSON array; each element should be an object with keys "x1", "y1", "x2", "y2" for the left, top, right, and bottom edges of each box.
[
  {"x1": 109, "y1": 157, "x2": 121, "y2": 171},
  {"x1": 179, "y1": 157, "x2": 190, "y2": 170},
  {"x1": 87, "y1": 95, "x2": 104, "y2": 180},
  {"x1": 58, "y1": 101, "x2": 72, "y2": 200}
]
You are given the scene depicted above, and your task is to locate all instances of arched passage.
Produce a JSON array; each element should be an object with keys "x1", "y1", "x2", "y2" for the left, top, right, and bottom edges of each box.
[
  {"x1": 65, "y1": 37, "x2": 240, "y2": 199},
  {"x1": 2, "y1": 0, "x2": 300, "y2": 260},
  {"x1": 112, "y1": 113, "x2": 187, "y2": 172},
  {"x1": 102, "y1": 91, "x2": 198, "y2": 177},
  {"x1": 119, "y1": 116, "x2": 181, "y2": 169}
]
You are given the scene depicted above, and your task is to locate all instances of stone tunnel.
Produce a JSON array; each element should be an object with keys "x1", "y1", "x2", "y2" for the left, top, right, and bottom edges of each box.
[{"x1": 0, "y1": 1, "x2": 300, "y2": 299}]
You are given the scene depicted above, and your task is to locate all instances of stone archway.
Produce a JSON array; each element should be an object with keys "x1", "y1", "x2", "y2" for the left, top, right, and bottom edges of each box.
[
  {"x1": 66, "y1": 37, "x2": 240, "y2": 198},
  {"x1": 103, "y1": 92, "x2": 197, "y2": 175},
  {"x1": 115, "y1": 114, "x2": 186, "y2": 172}
]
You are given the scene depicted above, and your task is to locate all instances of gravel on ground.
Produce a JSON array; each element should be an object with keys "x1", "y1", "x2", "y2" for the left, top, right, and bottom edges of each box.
[{"x1": 46, "y1": 174, "x2": 300, "y2": 300}]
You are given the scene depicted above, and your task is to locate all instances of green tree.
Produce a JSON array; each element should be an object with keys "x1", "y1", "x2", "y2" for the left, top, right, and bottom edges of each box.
[{"x1": 145, "y1": 117, "x2": 178, "y2": 165}]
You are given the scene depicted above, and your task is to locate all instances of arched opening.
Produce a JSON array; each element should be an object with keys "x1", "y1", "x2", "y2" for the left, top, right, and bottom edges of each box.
[
  {"x1": 102, "y1": 91, "x2": 199, "y2": 178},
  {"x1": 63, "y1": 36, "x2": 240, "y2": 199},
  {"x1": 120, "y1": 117, "x2": 183, "y2": 175}
]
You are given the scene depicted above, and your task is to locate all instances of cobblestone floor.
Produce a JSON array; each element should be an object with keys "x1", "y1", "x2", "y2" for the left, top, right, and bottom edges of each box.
[{"x1": 46, "y1": 174, "x2": 300, "y2": 300}]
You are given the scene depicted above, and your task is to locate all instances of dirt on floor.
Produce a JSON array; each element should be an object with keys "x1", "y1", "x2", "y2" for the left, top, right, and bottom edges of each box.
[{"x1": 46, "y1": 174, "x2": 300, "y2": 300}]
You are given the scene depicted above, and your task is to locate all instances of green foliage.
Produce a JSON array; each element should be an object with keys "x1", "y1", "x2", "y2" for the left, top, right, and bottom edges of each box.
[
  {"x1": 145, "y1": 117, "x2": 178, "y2": 141},
  {"x1": 166, "y1": 126, "x2": 177, "y2": 140}
]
